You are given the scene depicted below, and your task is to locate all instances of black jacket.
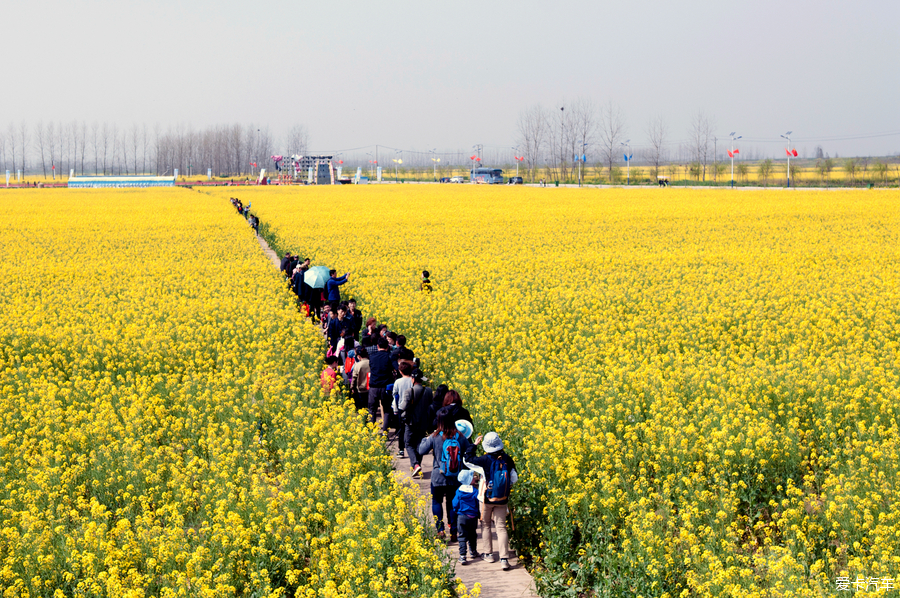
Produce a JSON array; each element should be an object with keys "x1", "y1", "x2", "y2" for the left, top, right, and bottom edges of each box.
[
  {"x1": 368, "y1": 350, "x2": 394, "y2": 387},
  {"x1": 434, "y1": 402, "x2": 473, "y2": 428}
]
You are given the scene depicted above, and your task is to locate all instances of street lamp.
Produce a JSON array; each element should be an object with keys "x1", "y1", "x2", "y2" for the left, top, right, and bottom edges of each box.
[
  {"x1": 728, "y1": 132, "x2": 742, "y2": 188},
  {"x1": 781, "y1": 131, "x2": 793, "y2": 187},
  {"x1": 620, "y1": 140, "x2": 632, "y2": 185},
  {"x1": 471, "y1": 144, "x2": 483, "y2": 183},
  {"x1": 573, "y1": 143, "x2": 588, "y2": 186},
  {"x1": 392, "y1": 150, "x2": 402, "y2": 182},
  {"x1": 512, "y1": 146, "x2": 525, "y2": 178},
  {"x1": 430, "y1": 148, "x2": 440, "y2": 181}
]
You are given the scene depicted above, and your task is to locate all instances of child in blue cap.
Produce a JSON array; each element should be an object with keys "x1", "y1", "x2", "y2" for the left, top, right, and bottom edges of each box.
[{"x1": 452, "y1": 468, "x2": 479, "y2": 565}]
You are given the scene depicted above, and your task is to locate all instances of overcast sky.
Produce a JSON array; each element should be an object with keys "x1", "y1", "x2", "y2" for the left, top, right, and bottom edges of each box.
[{"x1": 4, "y1": 0, "x2": 899, "y2": 158}]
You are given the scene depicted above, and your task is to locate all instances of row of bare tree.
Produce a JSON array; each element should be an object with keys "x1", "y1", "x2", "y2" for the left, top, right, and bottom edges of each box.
[
  {"x1": 0, "y1": 121, "x2": 309, "y2": 179},
  {"x1": 516, "y1": 100, "x2": 722, "y2": 183}
]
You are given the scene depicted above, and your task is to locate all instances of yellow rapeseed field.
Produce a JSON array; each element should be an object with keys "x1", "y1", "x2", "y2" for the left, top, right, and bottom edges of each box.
[
  {"x1": 232, "y1": 185, "x2": 900, "y2": 598},
  {"x1": 0, "y1": 189, "x2": 457, "y2": 597}
]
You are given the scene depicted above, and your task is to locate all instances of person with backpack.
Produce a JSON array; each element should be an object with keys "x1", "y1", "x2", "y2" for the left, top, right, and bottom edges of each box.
[
  {"x1": 399, "y1": 370, "x2": 433, "y2": 478},
  {"x1": 418, "y1": 408, "x2": 475, "y2": 542},
  {"x1": 452, "y1": 469, "x2": 480, "y2": 565},
  {"x1": 464, "y1": 431, "x2": 518, "y2": 571}
]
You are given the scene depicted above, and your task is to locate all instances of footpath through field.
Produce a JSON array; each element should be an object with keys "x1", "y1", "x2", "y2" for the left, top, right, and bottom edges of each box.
[{"x1": 253, "y1": 233, "x2": 539, "y2": 598}]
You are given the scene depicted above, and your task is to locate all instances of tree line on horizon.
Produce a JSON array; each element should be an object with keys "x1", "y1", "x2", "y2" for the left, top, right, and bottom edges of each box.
[
  {"x1": 0, "y1": 121, "x2": 309, "y2": 179},
  {"x1": 514, "y1": 99, "x2": 899, "y2": 185}
]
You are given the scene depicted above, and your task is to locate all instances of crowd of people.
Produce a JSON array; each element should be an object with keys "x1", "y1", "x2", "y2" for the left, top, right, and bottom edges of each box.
[
  {"x1": 231, "y1": 197, "x2": 259, "y2": 234},
  {"x1": 314, "y1": 292, "x2": 519, "y2": 569},
  {"x1": 231, "y1": 197, "x2": 519, "y2": 571}
]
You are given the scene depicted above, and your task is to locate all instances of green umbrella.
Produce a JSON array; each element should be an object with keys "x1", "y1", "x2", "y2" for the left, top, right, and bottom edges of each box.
[{"x1": 304, "y1": 266, "x2": 330, "y2": 288}]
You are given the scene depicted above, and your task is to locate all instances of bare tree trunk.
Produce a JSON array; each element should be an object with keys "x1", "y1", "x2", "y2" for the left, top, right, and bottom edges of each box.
[
  {"x1": 516, "y1": 104, "x2": 547, "y2": 183},
  {"x1": 646, "y1": 115, "x2": 668, "y2": 179},
  {"x1": 18, "y1": 120, "x2": 29, "y2": 176},
  {"x1": 35, "y1": 121, "x2": 48, "y2": 178},
  {"x1": 690, "y1": 110, "x2": 715, "y2": 181},
  {"x1": 598, "y1": 101, "x2": 626, "y2": 182},
  {"x1": 47, "y1": 122, "x2": 57, "y2": 179},
  {"x1": 7, "y1": 124, "x2": 17, "y2": 178}
]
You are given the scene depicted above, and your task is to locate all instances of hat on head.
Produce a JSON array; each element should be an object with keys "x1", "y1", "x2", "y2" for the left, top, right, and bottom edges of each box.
[
  {"x1": 482, "y1": 432, "x2": 504, "y2": 453},
  {"x1": 458, "y1": 469, "x2": 474, "y2": 486},
  {"x1": 455, "y1": 420, "x2": 473, "y2": 439}
]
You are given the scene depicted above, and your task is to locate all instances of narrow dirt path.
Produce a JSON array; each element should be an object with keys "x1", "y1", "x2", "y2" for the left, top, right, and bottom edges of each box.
[{"x1": 253, "y1": 228, "x2": 539, "y2": 598}]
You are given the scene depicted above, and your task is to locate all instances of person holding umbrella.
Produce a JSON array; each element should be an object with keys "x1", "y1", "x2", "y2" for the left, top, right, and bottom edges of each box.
[
  {"x1": 325, "y1": 270, "x2": 350, "y2": 310},
  {"x1": 304, "y1": 265, "x2": 331, "y2": 319}
]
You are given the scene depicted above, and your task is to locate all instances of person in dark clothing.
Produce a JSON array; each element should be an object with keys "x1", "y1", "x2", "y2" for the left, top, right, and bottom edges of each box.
[
  {"x1": 400, "y1": 371, "x2": 434, "y2": 478},
  {"x1": 307, "y1": 282, "x2": 325, "y2": 319},
  {"x1": 367, "y1": 339, "x2": 394, "y2": 433},
  {"x1": 396, "y1": 335, "x2": 415, "y2": 366},
  {"x1": 361, "y1": 317, "x2": 379, "y2": 347},
  {"x1": 325, "y1": 270, "x2": 350, "y2": 307},
  {"x1": 434, "y1": 389, "x2": 472, "y2": 428},
  {"x1": 290, "y1": 264, "x2": 305, "y2": 298},
  {"x1": 280, "y1": 252, "x2": 294, "y2": 276},
  {"x1": 293, "y1": 258, "x2": 310, "y2": 300},
  {"x1": 347, "y1": 299, "x2": 363, "y2": 340},
  {"x1": 431, "y1": 384, "x2": 449, "y2": 423},
  {"x1": 325, "y1": 309, "x2": 343, "y2": 352},
  {"x1": 336, "y1": 306, "x2": 354, "y2": 339}
]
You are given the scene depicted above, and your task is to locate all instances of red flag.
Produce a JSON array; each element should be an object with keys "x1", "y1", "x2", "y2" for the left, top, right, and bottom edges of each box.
[
  {"x1": 476, "y1": 157, "x2": 481, "y2": 161},
  {"x1": 727, "y1": 150, "x2": 733, "y2": 158},
  {"x1": 339, "y1": 160, "x2": 344, "y2": 164},
  {"x1": 792, "y1": 149, "x2": 798, "y2": 157},
  {"x1": 470, "y1": 155, "x2": 477, "y2": 160},
  {"x1": 733, "y1": 149, "x2": 739, "y2": 155},
  {"x1": 785, "y1": 149, "x2": 791, "y2": 157}
]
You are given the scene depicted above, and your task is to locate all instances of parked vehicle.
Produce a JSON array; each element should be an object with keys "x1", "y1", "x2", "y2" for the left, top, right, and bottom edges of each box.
[
  {"x1": 507, "y1": 176, "x2": 523, "y2": 185},
  {"x1": 439, "y1": 177, "x2": 452, "y2": 183},
  {"x1": 449, "y1": 176, "x2": 467, "y2": 183},
  {"x1": 471, "y1": 167, "x2": 504, "y2": 184}
]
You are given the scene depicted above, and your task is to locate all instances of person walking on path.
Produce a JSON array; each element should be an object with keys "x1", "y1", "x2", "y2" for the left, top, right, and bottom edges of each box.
[
  {"x1": 464, "y1": 432, "x2": 519, "y2": 571},
  {"x1": 325, "y1": 270, "x2": 350, "y2": 309},
  {"x1": 439, "y1": 390, "x2": 473, "y2": 427},
  {"x1": 400, "y1": 371, "x2": 433, "y2": 478},
  {"x1": 392, "y1": 361, "x2": 415, "y2": 458},
  {"x1": 350, "y1": 346, "x2": 370, "y2": 412},
  {"x1": 292, "y1": 258, "x2": 310, "y2": 301},
  {"x1": 418, "y1": 409, "x2": 474, "y2": 541},
  {"x1": 452, "y1": 469, "x2": 480, "y2": 565},
  {"x1": 367, "y1": 339, "x2": 394, "y2": 434},
  {"x1": 325, "y1": 308, "x2": 344, "y2": 353},
  {"x1": 280, "y1": 252, "x2": 295, "y2": 277}
]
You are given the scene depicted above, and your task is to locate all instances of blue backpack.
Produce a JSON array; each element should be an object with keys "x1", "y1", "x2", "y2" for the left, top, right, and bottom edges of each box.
[
  {"x1": 486, "y1": 454, "x2": 511, "y2": 501},
  {"x1": 439, "y1": 432, "x2": 462, "y2": 478}
]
